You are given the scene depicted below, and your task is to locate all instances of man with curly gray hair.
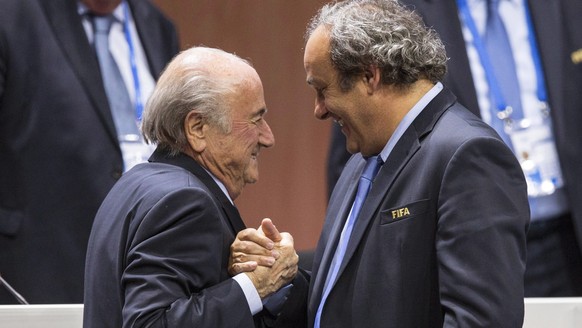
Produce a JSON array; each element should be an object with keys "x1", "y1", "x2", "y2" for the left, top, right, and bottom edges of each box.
[
  {"x1": 231, "y1": 1, "x2": 529, "y2": 326},
  {"x1": 300, "y1": 0, "x2": 529, "y2": 327}
]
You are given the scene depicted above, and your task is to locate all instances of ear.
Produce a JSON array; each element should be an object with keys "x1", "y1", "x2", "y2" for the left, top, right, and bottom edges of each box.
[
  {"x1": 363, "y1": 65, "x2": 382, "y2": 94},
  {"x1": 184, "y1": 111, "x2": 207, "y2": 153}
]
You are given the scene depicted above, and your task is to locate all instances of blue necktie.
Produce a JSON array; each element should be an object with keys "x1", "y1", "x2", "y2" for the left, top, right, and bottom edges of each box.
[
  {"x1": 483, "y1": 0, "x2": 523, "y2": 142},
  {"x1": 92, "y1": 15, "x2": 138, "y2": 137},
  {"x1": 314, "y1": 155, "x2": 383, "y2": 328}
]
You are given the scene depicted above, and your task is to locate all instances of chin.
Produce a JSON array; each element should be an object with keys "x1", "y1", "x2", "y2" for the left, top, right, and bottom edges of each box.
[
  {"x1": 83, "y1": 0, "x2": 122, "y2": 15},
  {"x1": 244, "y1": 171, "x2": 259, "y2": 185},
  {"x1": 345, "y1": 142, "x2": 359, "y2": 155},
  {"x1": 244, "y1": 178, "x2": 258, "y2": 185}
]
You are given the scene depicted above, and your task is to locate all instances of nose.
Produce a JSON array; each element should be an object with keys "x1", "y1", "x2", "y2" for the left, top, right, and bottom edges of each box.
[
  {"x1": 259, "y1": 120, "x2": 275, "y2": 148},
  {"x1": 314, "y1": 97, "x2": 330, "y2": 120}
]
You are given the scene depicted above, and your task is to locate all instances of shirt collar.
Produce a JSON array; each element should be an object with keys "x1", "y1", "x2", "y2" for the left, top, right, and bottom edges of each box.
[{"x1": 202, "y1": 168, "x2": 235, "y2": 205}]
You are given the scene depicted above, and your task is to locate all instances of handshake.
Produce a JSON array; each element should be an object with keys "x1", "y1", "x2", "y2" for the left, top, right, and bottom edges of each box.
[{"x1": 229, "y1": 219, "x2": 299, "y2": 299}]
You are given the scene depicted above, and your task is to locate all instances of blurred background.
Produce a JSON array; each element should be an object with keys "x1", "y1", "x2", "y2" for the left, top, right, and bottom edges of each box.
[{"x1": 151, "y1": 0, "x2": 332, "y2": 251}]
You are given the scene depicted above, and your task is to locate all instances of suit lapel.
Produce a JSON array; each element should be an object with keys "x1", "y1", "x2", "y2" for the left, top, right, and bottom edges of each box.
[
  {"x1": 527, "y1": 0, "x2": 565, "y2": 113},
  {"x1": 310, "y1": 165, "x2": 360, "y2": 309},
  {"x1": 127, "y1": 0, "x2": 170, "y2": 77},
  {"x1": 439, "y1": 1, "x2": 480, "y2": 116},
  {"x1": 38, "y1": 0, "x2": 119, "y2": 148},
  {"x1": 149, "y1": 148, "x2": 247, "y2": 234}
]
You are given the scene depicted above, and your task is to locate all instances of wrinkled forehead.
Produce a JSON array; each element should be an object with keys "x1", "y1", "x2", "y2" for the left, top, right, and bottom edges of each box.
[
  {"x1": 304, "y1": 26, "x2": 336, "y2": 84},
  {"x1": 304, "y1": 25, "x2": 331, "y2": 66}
]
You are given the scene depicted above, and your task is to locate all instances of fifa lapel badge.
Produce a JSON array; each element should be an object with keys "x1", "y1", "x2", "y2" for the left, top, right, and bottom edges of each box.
[{"x1": 571, "y1": 48, "x2": 582, "y2": 64}]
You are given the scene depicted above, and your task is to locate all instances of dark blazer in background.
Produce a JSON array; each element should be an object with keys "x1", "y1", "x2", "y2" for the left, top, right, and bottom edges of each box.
[
  {"x1": 310, "y1": 87, "x2": 529, "y2": 327},
  {"x1": 0, "y1": 0, "x2": 179, "y2": 303},
  {"x1": 327, "y1": 0, "x2": 582, "y2": 259}
]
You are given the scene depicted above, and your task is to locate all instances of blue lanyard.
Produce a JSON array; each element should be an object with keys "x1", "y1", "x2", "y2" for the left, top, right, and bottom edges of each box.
[
  {"x1": 522, "y1": 1, "x2": 547, "y2": 103},
  {"x1": 456, "y1": 0, "x2": 547, "y2": 113},
  {"x1": 122, "y1": 1, "x2": 144, "y2": 121}
]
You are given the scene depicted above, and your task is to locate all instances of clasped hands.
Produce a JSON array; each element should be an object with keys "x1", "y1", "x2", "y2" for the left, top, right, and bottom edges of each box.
[{"x1": 229, "y1": 218, "x2": 298, "y2": 299}]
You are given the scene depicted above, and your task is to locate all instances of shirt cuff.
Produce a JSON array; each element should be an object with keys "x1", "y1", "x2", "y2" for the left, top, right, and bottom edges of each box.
[{"x1": 232, "y1": 273, "x2": 263, "y2": 315}]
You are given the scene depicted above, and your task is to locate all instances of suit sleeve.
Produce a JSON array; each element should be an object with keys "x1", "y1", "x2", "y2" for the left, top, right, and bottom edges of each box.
[
  {"x1": 436, "y1": 136, "x2": 529, "y2": 327},
  {"x1": 121, "y1": 188, "x2": 255, "y2": 328},
  {"x1": 263, "y1": 269, "x2": 310, "y2": 328}
]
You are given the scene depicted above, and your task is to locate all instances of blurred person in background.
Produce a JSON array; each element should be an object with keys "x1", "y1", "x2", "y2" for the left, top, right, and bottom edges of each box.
[{"x1": 0, "y1": 0, "x2": 178, "y2": 303}]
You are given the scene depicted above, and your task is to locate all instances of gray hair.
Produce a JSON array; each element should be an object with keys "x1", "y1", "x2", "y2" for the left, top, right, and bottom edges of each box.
[
  {"x1": 141, "y1": 47, "x2": 251, "y2": 155},
  {"x1": 306, "y1": 0, "x2": 447, "y2": 91}
]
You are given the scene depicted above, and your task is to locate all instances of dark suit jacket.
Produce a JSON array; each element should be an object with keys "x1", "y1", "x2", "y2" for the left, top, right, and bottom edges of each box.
[
  {"x1": 328, "y1": 0, "x2": 582, "y2": 256},
  {"x1": 310, "y1": 87, "x2": 529, "y2": 327},
  {"x1": 84, "y1": 148, "x2": 259, "y2": 327},
  {"x1": 0, "y1": 0, "x2": 178, "y2": 303}
]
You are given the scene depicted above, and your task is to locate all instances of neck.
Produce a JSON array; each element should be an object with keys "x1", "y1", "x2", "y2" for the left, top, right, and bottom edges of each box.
[
  {"x1": 82, "y1": 0, "x2": 123, "y2": 15},
  {"x1": 188, "y1": 149, "x2": 243, "y2": 201},
  {"x1": 372, "y1": 79, "x2": 435, "y2": 149}
]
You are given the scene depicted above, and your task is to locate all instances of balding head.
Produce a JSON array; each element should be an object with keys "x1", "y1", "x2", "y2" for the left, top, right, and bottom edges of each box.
[{"x1": 142, "y1": 46, "x2": 260, "y2": 155}]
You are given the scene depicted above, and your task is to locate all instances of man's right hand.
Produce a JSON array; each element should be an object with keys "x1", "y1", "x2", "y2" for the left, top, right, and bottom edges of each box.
[{"x1": 230, "y1": 218, "x2": 299, "y2": 299}]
